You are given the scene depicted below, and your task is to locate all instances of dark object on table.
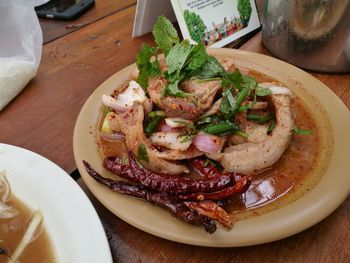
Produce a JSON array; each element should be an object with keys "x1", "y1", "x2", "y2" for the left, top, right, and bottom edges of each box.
[{"x1": 35, "y1": 0, "x2": 94, "y2": 20}]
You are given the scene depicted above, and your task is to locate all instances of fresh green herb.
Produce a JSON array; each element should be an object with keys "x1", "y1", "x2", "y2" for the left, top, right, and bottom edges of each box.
[
  {"x1": 226, "y1": 89, "x2": 236, "y2": 108},
  {"x1": 235, "y1": 130, "x2": 248, "y2": 137},
  {"x1": 196, "y1": 116, "x2": 214, "y2": 125},
  {"x1": 192, "y1": 56, "x2": 227, "y2": 79},
  {"x1": 234, "y1": 87, "x2": 250, "y2": 110},
  {"x1": 136, "y1": 44, "x2": 160, "y2": 88},
  {"x1": 103, "y1": 106, "x2": 112, "y2": 116},
  {"x1": 247, "y1": 113, "x2": 274, "y2": 124},
  {"x1": 162, "y1": 41, "x2": 205, "y2": 98},
  {"x1": 166, "y1": 41, "x2": 193, "y2": 74},
  {"x1": 255, "y1": 86, "x2": 271, "y2": 97},
  {"x1": 137, "y1": 144, "x2": 149, "y2": 162},
  {"x1": 267, "y1": 119, "x2": 275, "y2": 134},
  {"x1": 220, "y1": 86, "x2": 250, "y2": 119},
  {"x1": 185, "y1": 43, "x2": 207, "y2": 71},
  {"x1": 219, "y1": 72, "x2": 256, "y2": 119},
  {"x1": 202, "y1": 120, "x2": 241, "y2": 135},
  {"x1": 238, "y1": 104, "x2": 251, "y2": 112},
  {"x1": 152, "y1": 16, "x2": 179, "y2": 56},
  {"x1": 204, "y1": 158, "x2": 217, "y2": 167},
  {"x1": 148, "y1": 110, "x2": 166, "y2": 119},
  {"x1": 164, "y1": 80, "x2": 193, "y2": 98},
  {"x1": 242, "y1": 75, "x2": 257, "y2": 90},
  {"x1": 221, "y1": 70, "x2": 243, "y2": 90},
  {"x1": 219, "y1": 88, "x2": 235, "y2": 115},
  {"x1": 178, "y1": 134, "x2": 194, "y2": 143},
  {"x1": 144, "y1": 116, "x2": 163, "y2": 135},
  {"x1": 161, "y1": 84, "x2": 167, "y2": 97},
  {"x1": 173, "y1": 120, "x2": 196, "y2": 133},
  {"x1": 293, "y1": 127, "x2": 313, "y2": 135}
]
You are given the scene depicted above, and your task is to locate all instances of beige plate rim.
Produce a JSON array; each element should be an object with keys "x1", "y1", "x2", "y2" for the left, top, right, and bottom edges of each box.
[{"x1": 73, "y1": 48, "x2": 350, "y2": 247}]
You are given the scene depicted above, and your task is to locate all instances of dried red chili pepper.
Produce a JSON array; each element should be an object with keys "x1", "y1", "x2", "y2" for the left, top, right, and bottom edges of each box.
[
  {"x1": 104, "y1": 152, "x2": 236, "y2": 194},
  {"x1": 190, "y1": 158, "x2": 243, "y2": 182},
  {"x1": 83, "y1": 160, "x2": 217, "y2": 234},
  {"x1": 190, "y1": 158, "x2": 219, "y2": 178},
  {"x1": 179, "y1": 176, "x2": 252, "y2": 201},
  {"x1": 185, "y1": 201, "x2": 232, "y2": 228},
  {"x1": 103, "y1": 157, "x2": 135, "y2": 180}
]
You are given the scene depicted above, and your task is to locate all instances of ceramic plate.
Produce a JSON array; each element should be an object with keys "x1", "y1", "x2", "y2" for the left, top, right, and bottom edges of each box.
[
  {"x1": 0, "y1": 143, "x2": 113, "y2": 262},
  {"x1": 73, "y1": 49, "x2": 350, "y2": 247}
]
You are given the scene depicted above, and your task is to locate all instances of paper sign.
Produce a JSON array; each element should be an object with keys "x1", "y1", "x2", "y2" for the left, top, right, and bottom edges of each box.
[{"x1": 170, "y1": 0, "x2": 260, "y2": 47}]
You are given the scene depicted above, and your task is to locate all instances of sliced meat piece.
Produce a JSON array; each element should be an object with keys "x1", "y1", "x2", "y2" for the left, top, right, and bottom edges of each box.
[
  {"x1": 200, "y1": 98, "x2": 222, "y2": 118},
  {"x1": 209, "y1": 84, "x2": 294, "y2": 174},
  {"x1": 244, "y1": 122, "x2": 269, "y2": 143},
  {"x1": 110, "y1": 103, "x2": 189, "y2": 175},
  {"x1": 148, "y1": 77, "x2": 220, "y2": 120},
  {"x1": 230, "y1": 112, "x2": 270, "y2": 145},
  {"x1": 98, "y1": 132, "x2": 128, "y2": 159}
]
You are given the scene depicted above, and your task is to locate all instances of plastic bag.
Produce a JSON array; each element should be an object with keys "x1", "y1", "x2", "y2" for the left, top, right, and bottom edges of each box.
[{"x1": 0, "y1": 0, "x2": 48, "y2": 111}]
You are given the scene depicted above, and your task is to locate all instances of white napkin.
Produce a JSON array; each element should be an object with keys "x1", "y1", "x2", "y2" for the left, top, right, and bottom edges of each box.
[
  {"x1": 0, "y1": 59, "x2": 37, "y2": 111},
  {"x1": 0, "y1": 0, "x2": 45, "y2": 111}
]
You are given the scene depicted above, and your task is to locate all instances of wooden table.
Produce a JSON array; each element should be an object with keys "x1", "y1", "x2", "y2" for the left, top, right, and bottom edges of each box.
[{"x1": 1, "y1": 1, "x2": 349, "y2": 262}]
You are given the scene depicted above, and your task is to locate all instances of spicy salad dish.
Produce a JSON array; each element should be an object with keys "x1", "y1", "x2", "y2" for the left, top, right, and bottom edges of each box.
[{"x1": 74, "y1": 16, "x2": 350, "y2": 246}]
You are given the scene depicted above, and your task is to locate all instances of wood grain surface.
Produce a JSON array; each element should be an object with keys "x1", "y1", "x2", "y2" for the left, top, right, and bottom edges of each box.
[
  {"x1": 0, "y1": 5, "x2": 153, "y2": 173},
  {"x1": 39, "y1": 0, "x2": 137, "y2": 43}
]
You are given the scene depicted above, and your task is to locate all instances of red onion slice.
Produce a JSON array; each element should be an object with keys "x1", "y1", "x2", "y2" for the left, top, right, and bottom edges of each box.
[{"x1": 193, "y1": 134, "x2": 223, "y2": 153}]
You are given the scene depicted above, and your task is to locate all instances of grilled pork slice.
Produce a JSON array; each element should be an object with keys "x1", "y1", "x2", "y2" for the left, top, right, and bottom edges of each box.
[
  {"x1": 110, "y1": 102, "x2": 189, "y2": 175},
  {"x1": 209, "y1": 83, "x2": 294, "y2": 174},
  {"x1": 147, "y1": 77, "x2": 220, "y2": 120}
]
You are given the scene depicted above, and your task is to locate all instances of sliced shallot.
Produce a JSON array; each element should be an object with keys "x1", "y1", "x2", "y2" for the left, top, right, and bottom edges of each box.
[
  {"x1": 193, "y1": 133, "x2": 224, "y2": 153},
  {"x1": 165, "y1": 117, "x2": 193, "y2": 128},
  {"x1": 150, "y1": 132, "x2": 192, "y2": 151},
  {"x1": 157, "y1": 120, "x2": 174, "y2": 132},
  {"x1": 102, "y1": 80, "x2": 146, "y2": 112}
]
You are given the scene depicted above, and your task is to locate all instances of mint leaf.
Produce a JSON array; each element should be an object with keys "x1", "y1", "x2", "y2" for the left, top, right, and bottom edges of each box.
[
  {"x1": 166, "y1": 41, "x2": 193, "y2": 74},
  {"x1": 221, "y1": 70, "x2": 243, "y2": 90},
  {"x1": 167, "y1": 80, "x2": 193, "y2": 98},
  {"x1": 185, "y1": 43, "x2": 207, "y2": 70},
  {"x1": 136, "y1": 44, "x2": 160, "y2": 88},
  {"x1": 152, "y1": 16, "x2": 179, "y2": 56},
  {"x1": 193, "y1": 56, "x2": 227, "y2": 79}
]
